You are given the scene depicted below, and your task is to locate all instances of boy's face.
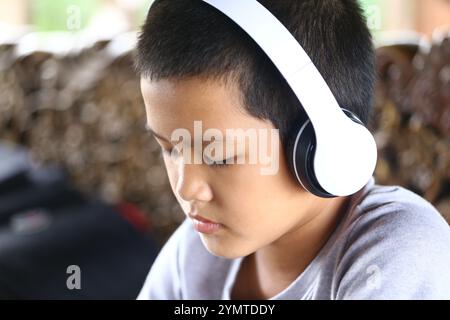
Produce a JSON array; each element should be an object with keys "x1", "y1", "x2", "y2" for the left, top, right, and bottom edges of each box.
[{"x1": 141, "y1": 76, "x2": 337, "y2": 259}]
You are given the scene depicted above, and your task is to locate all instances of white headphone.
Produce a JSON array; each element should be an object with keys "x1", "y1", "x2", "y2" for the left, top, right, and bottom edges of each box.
[{"x1": 202, "y1": 0, "x2": 377, "y2": 197}]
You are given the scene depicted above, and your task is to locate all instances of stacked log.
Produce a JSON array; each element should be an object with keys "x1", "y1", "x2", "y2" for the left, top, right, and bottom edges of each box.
[
  {"x1": 0, "y1": 38, "x2": 183, "y2": 244},
  {"x1": 373, "y1": 33, "x2": 450, "y2": 222}
]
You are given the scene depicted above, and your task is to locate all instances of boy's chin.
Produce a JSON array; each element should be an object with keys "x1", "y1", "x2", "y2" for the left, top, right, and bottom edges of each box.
[{"x1": 199, "y1": 235, "x2": 255, "y2": 259}]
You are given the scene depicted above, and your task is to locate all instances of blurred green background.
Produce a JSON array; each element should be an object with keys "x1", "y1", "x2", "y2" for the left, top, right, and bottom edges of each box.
[{"x1": 24, "y1": 0, "x2": 383, "y2": 32}]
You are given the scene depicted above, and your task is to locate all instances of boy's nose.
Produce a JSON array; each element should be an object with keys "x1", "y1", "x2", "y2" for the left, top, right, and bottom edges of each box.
[{"x1": 175, "y1": 163, "x2": 213, "y2": 204}]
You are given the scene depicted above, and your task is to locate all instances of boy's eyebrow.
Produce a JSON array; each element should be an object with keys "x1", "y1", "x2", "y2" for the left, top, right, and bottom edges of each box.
[{"x1": 145, "y1": 123, "x2": 227, "y2": 145}]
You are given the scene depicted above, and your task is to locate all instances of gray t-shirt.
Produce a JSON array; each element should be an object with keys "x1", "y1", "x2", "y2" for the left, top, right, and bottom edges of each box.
[{"x1": 137, "y1": 176, "x2": 450, "y2": 299}]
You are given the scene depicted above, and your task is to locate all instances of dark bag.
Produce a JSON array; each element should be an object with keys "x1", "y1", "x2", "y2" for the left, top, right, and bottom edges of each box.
[{"x1": 0, "y1": 143, "x2": 158, "y2": 299}]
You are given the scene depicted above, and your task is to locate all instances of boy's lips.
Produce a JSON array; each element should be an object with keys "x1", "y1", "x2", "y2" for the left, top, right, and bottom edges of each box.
[
  {"x1": 188, "y1": 212, "x2": 223, "y2": 234},
  {"x1": 188, "y1": 212, "x2": 218, "y2": 224}
]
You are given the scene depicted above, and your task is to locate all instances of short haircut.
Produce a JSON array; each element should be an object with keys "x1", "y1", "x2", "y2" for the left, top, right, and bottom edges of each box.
[{"x1": 135, "y1": 0, "x2": 376, "y2": 149}]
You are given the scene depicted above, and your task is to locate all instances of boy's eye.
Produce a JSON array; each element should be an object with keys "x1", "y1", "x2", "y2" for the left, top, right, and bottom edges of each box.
[
  {"x1": 160, "y1": 147, "x2": 234, "y2": 168},
  {"x1": 207, "y1": 159, "x2": 230, "y2": 168},
  {"x1": 204, "y1": 155, "x2": 234, "y2": 168}
]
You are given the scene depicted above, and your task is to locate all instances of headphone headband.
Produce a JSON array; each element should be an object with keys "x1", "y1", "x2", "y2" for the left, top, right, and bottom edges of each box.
[{"x1": 202, "y1": 0, "x2": 349, "y2": 133}]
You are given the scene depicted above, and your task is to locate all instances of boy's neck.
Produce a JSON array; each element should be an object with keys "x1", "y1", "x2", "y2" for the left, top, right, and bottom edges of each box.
[{"x1": 233, "y1": 195, "x2": 351, "y2": 300}]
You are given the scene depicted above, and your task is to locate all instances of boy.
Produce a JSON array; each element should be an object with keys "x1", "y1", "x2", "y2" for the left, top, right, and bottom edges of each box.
[{"x1": 135, "y1": 0, "x2": 450, "y2": 299}]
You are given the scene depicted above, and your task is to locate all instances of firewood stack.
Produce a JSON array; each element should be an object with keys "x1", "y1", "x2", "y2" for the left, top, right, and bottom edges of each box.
[
  {"x1": 0, "y1": 32, "x2": 449, "y2": 244},
  {"x1": 0, "y1": 38, "x2": 183, "y2": 244},
  {"x1": 372, "y1": 33, "x2": 450, "y2": 222}
]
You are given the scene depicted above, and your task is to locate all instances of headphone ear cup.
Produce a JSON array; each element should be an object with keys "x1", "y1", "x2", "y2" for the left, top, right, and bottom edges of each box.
[
  {"x1": 286, "y1": 109, "x2": 365, "y2": 198},
  {"x1": 295, "y1": 121, "x2": 335, "y2": 197}
]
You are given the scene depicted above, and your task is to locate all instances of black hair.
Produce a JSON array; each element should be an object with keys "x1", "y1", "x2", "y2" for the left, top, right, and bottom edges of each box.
[{"x1": 135, "y1": 0, "x2": 376, "y2": 149}]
